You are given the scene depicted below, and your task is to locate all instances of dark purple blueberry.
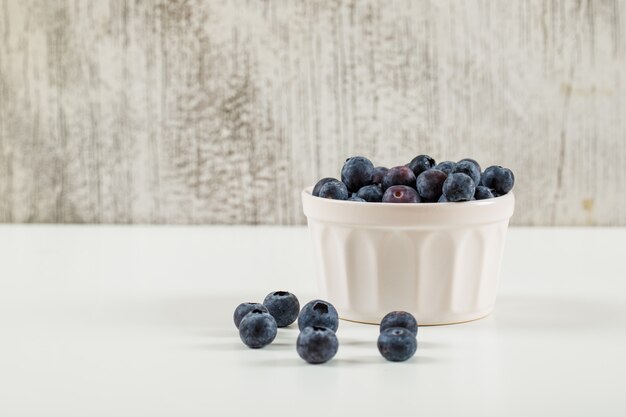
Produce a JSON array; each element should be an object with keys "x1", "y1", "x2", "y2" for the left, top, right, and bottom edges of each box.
[
  {"x1": 239, "y1": 309, "x2": 278, "y2": 349},
  {"x1": 341, "y1": 156, "x2": 375, "y2": 192},
  {"x1": 298, "y1": 300, "x2": 339, "y2": 332},
  {"x1": 313, "y1": 177, "x2": 337, "y2": 197},
  {"x1": 453, "y1": 159, "x2": 481, "y2": 185},
  {"x1": 481, "y1": 165, "x2": 515, "y2": 195},
  {"x1": 442, "y1": 173, "x2": 476, "y2": 202},
  {"x1": 434, "y1": 161, "x2": 456, "y2": 175},
  {"x1": 318, "y1": 180, "x2": 349, "y2": 200},
  {"x1": 263, "y1": 291, "x2": 300, "y2": 327},
  {"x1": 377, "y1": 327, "x2": 417, "y2": 362},
  {"x1": 297, "y1": 326, "x2": 339, "y2": 364},
  {"x1": 416, "y1": 169, "x2": 447, "y2": 201},
  {"x1": 474, "y1": 185, "x2": 495, "y2": 200},
  {"x1": 382, "y1": 166, "x2": 417, "y2": 190},
  {"x1": 233, "y1": 302, "x2": 268, "y2": 329},
  {"x1": 382, "y1": 185, "x2": 421, "y2": 203},
  {"x1": 380, "y1": 311, "x2": 418, "y2": 336},
  {"x1": 372, "y1": 166, "x2": 389, "y2": 185},
  {"x1": 356, "y1": 184, "x2": 384, "y2": 202},
  {"x1": 348, "y1": 196, "x2": 366, "y2": 202},
  {"x1": 407, "y1": 155, "x2": 436, "y2": 177},
  {"x1": 438, "y1": 194, "x2": 448, "y2": 203}
]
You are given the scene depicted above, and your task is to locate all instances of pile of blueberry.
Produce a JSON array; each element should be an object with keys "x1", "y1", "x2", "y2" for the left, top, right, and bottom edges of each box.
[
  {"x1": 234, "y1": 291, "x2": 419, "y2": 364},
  {"x1": 378, "y1": 311, "x2": 418, "y2": 362},
  {"x1": 313, "y1": 155, "x2": 515, "y2": 203}
]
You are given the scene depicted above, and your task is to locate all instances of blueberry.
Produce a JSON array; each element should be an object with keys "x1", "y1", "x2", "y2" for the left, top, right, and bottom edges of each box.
[
  {"x1": 407, "y1": 155, "x2": 436, "y2": 177},
  {"x1": 379, "y1": 311, "x2": 418, "y2": 336},
  {"x1": 239, "y1": 309, "x2": 278, "y2": 349},
  {"x1": 318, "y1": 180, "x2": 349, "y2": 200},
  {"x1": 481, "y1": 165, "x2": 515, "y2": 195},
  {"x1": 298, "y1": 299, "x2": 339, "y2": 332},
  {"x1": 434, "y1": 161, "x2": 456, "y2": 175},
  {"x1": 382, "y1": 166, "x2": 417, "y2": 190},
  {"x1": 341, "y1": 156, "x2": 375, "y2": 192},
  {"x1": 233, "y1": 302, "x2": 268, "y2": 329},
  {"x1": 297, "y1": 326, "x2": 339, "y2": 364},
  {"x1": 453, "y1": 159, "x2": 481, "y2": 185},
  {"x1": 438, "y1": 194, "x2": 449, "y2": 203},
  {"x1": 263, "y1": 291, "x2": 300, "y2": 327},
  {"x1": 474, "y1": 185, "x2": 495, "y2": 200},
  {"x1": 442, "y1": 173, "x2": 476, "y2": 202},
  {"x1": 348, "y1": 196, "x2": 366, "y2": 202},
  {"x1": 356, "y1": 184, "x2": 384, "y2": 202},
  {"x1": 416, "y1": 169, "x2": 447, "y2": 201},
  {"x1": 313, "y1": 177, "x2": 336, "y2": 197},
  {"x1": 377, "y1": 327, "x2": 417, "y2": 362},
  {"x1": 382, "y1": 185, "x2": 421, "y2": 203},
  {"x1": 372, "y1": 166, "x2": 389, "y2": 185},
  {"x1": 459, "y1": 158, "x2": 481, "y2": 168}
]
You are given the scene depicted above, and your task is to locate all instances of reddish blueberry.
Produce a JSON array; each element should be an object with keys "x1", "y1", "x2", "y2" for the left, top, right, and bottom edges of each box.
[{"x1": 382, "y1": 185, "x2": 421, "y2": 203}]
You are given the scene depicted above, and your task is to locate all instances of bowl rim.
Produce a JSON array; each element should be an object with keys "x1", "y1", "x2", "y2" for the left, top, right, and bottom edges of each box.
[
  {"x1": 301, "y1": 186, "x2": 515, "y2": 226},
  {"x1": 302, "y1": 186, "x2": 513, "y2": 207}
]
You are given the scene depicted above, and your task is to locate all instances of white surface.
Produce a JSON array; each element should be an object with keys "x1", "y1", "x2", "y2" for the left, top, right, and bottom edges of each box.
[
  {"x1": 1, "y1": 226, "x2": 625, "y2": 417},
  {"x1": 302, "y1": 189, "x2": 515, "y2": 324}
]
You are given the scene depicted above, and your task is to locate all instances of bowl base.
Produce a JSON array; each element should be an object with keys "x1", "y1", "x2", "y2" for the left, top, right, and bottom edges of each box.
[{"x1": 339, "y1": 308, "x2": 494, "y2": 326}]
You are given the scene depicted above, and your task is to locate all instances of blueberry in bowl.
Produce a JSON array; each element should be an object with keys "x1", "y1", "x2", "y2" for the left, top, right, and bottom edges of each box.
[
  {"x1": 382, "y1": 185, "x2": 421, "y2": 203},
  {"x1": 341, "y1": 156, "x2": 375, "y2": 193},
  {"x1": 381, "y1": 166, "x2": 417, "y2": 191}
]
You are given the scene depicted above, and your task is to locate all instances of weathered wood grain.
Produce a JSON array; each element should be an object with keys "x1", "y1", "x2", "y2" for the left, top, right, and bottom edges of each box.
[{"x1": 0, "y1": 0, "x2": 625, "y2": 225}]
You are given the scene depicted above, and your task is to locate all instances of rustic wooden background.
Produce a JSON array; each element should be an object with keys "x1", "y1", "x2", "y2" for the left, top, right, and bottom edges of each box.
[{"x1": 0, "y1": 0, "x2": 624, "y2": 225}]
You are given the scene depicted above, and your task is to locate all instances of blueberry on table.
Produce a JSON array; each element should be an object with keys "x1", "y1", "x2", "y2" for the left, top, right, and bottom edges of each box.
[
  {"x1": 377, "y1": 327, "x2": 417, "y2": 362},
  {"x1": 341, "y1": 156, "x2": 375, "y2": 192},
  {"x1": 298, "y1": 299, "x2": 339, "y2": 332},
  {"x1": 438, "y1": 194, "x2": 449, "y2": 203},
  {"x1": 416, "y1": 169, "x2": 447, "y2": 201},
  {"x1": 382, "y1": 185, "x2": 421, "y2": 203},
  {"x1": 233, "y1": 302, "x2": 268, "y2": 329},
  {"x1": 356, "y1": 184, "x2": 384, "y2": 202},
  {"x1": 379, "y1": 311, "x2": 418, "y2": 336},
  {"x1": 453, "y1": 159, "x2": 482, "y2": 185},
  {"x1": 318, "y1": 180, "x2": 349, "y2": 200},
  {"x1": 407, "y1": 155, "x2": 436, "y2": 177},
  {"x1": 263, "y1": 291, "x2": 300, "y2": 327},
  {"x1": 382, "y1": 166, "x2": 417, "y2": 190},
  {"x1": 297, "y1": 326, "x2": 339, "y2": 364},
  {"x1": 434, "y1": 160, "x2": 456, "y2": 175},
  {"x1": 474, "y1": 185, "x2": 495, "y2": 200},
  {"x1": 313, "y1": 177, "x2": 337, "y2": 197},
  {"x1": 442, "y1": 173, "x2": 476, "y2": 202},
  {"x1": 239, "y1": 309, "x2": 278, "y2": 349},
  {"x1": 371, "y1": 166, "x2": 389, "y2": 185},
  {"x1": 481, "y1": 165, "x2": 515, "y2": 195}
]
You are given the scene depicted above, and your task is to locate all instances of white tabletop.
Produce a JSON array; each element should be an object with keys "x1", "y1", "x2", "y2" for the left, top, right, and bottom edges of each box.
[{"x1": 1, "y1": 225, "x2": 625, "y2": 417}]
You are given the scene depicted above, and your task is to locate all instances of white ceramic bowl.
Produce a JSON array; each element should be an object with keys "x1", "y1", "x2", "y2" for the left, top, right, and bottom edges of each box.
[{"x1": 301, "y1": 187, "x2": 515, "y2": 325}]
